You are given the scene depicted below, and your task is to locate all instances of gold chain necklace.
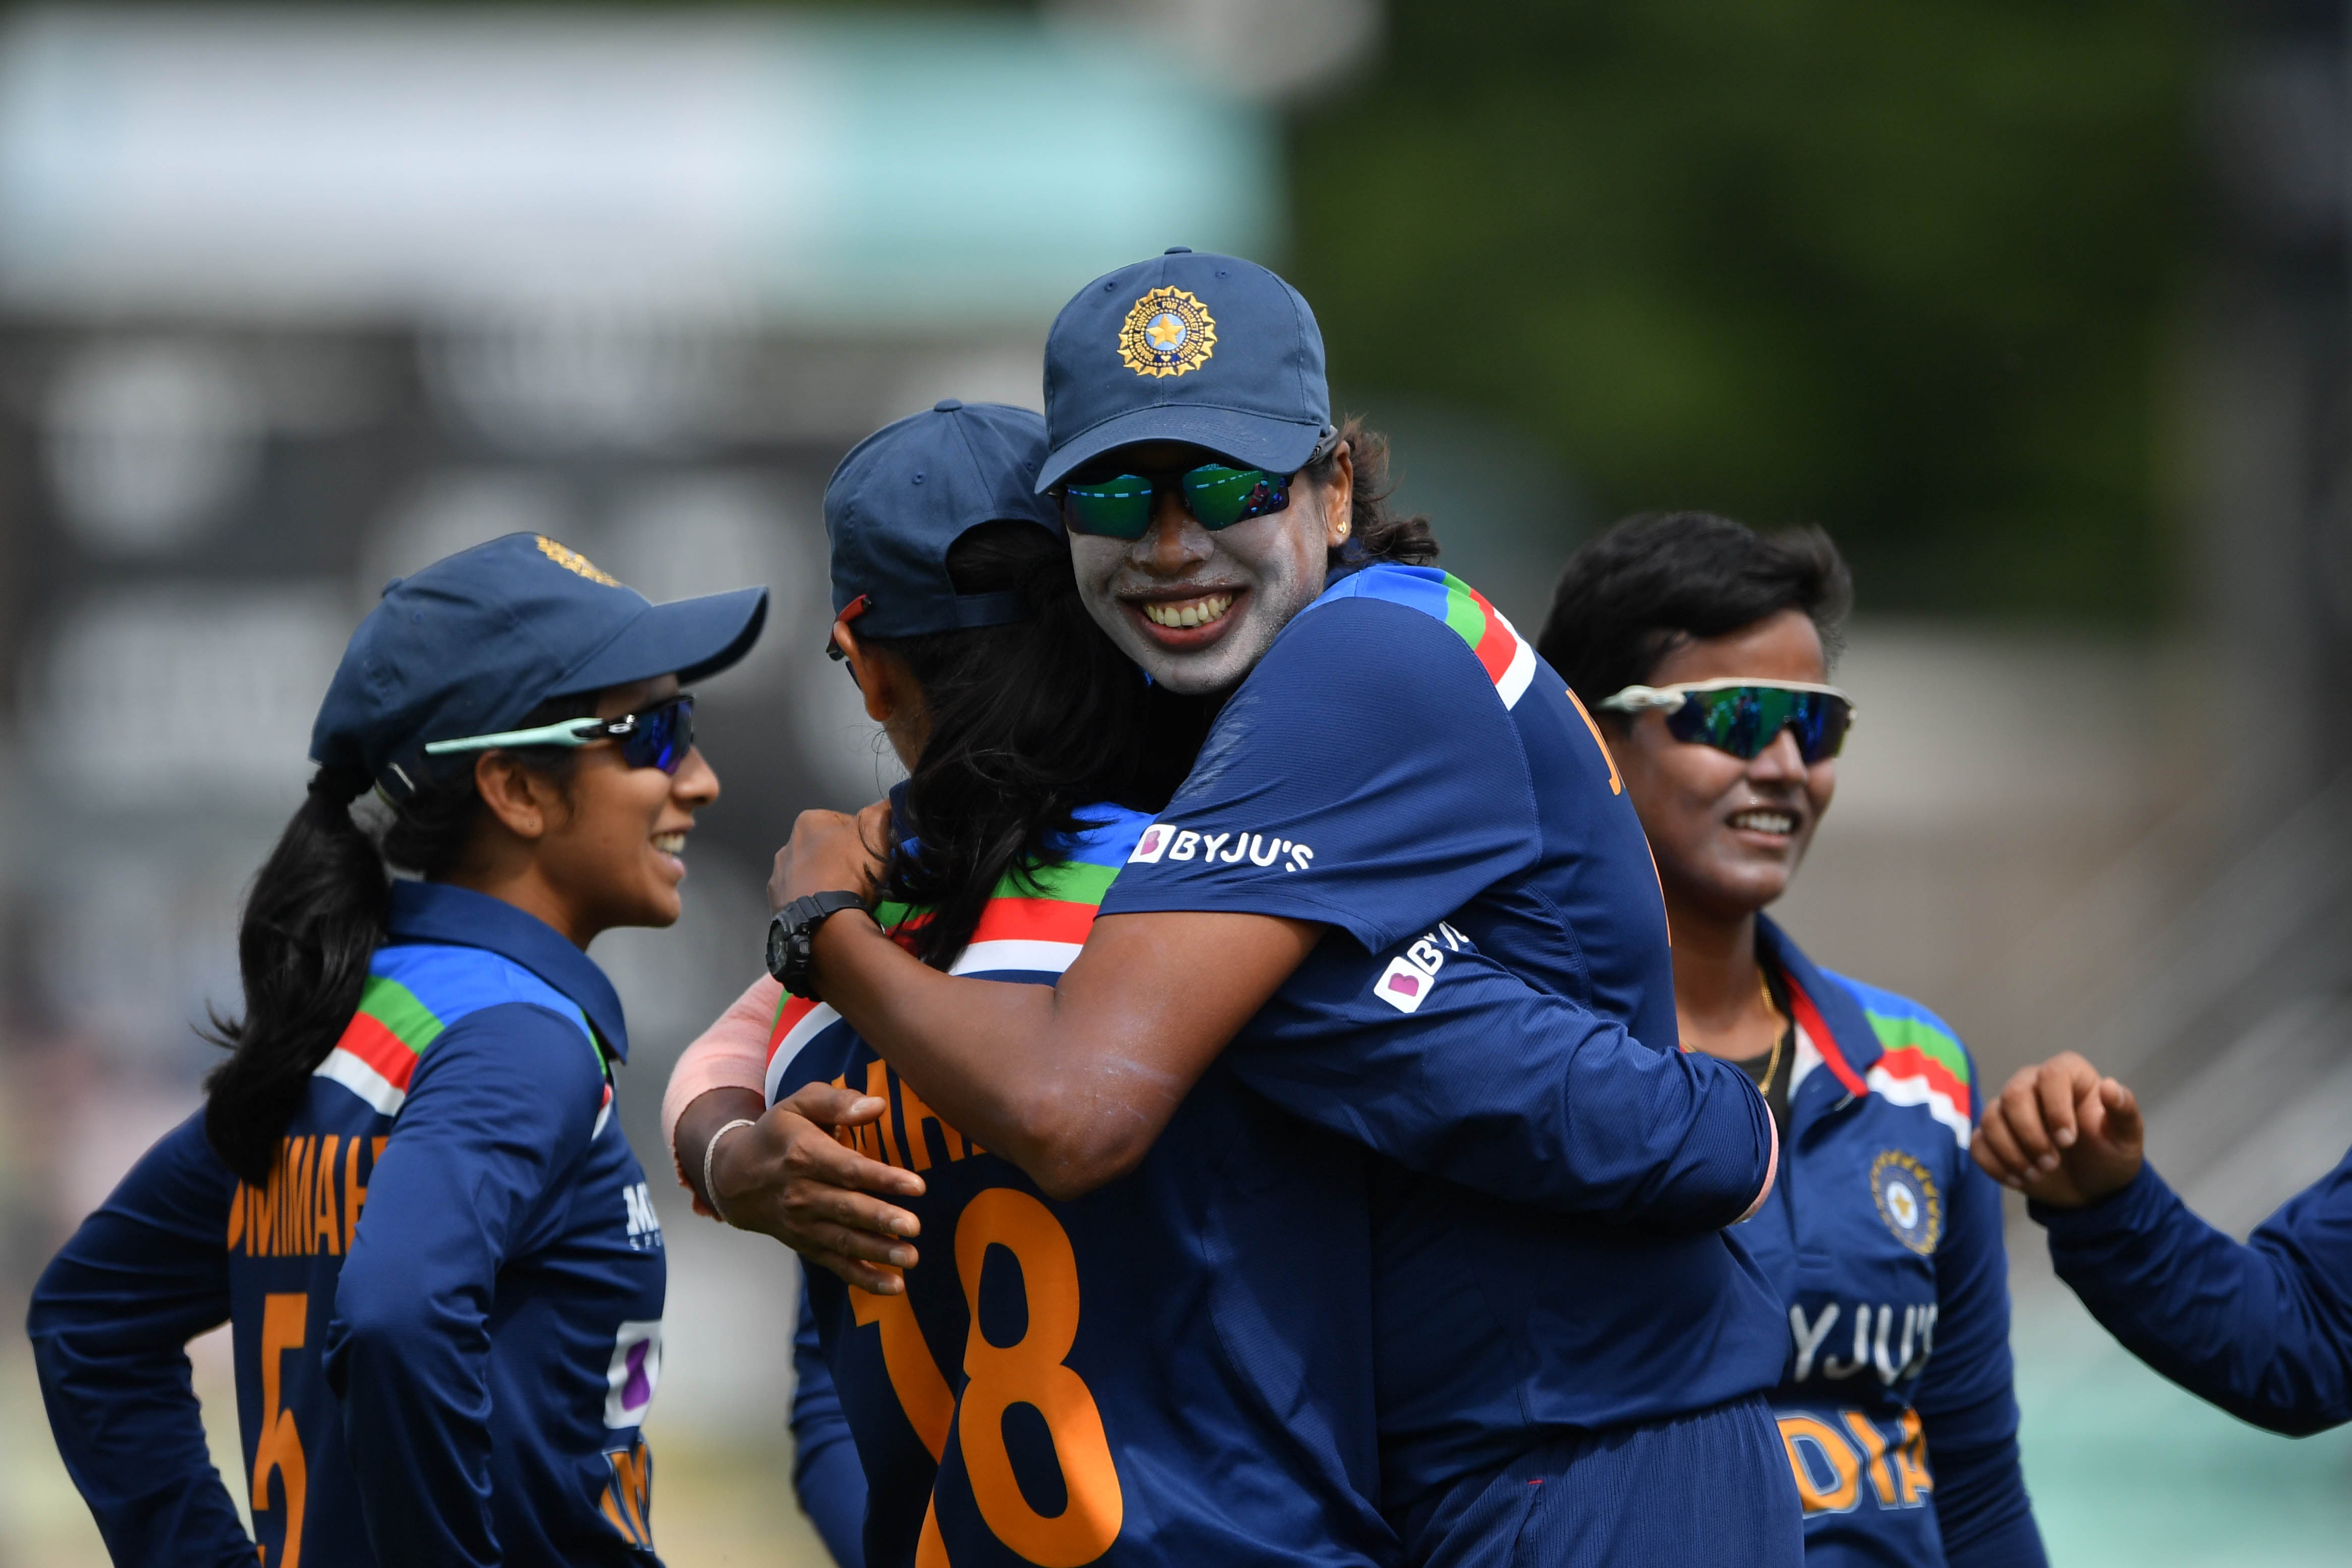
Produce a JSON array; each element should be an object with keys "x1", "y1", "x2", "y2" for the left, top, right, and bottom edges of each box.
[{"x1": 1755, "y1": 967, "x2": 1786, "y2": 1093}]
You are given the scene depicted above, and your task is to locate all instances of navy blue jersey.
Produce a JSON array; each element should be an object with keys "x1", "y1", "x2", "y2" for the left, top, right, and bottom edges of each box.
[
  {"x1": 28, "y1": 881, "x2": 667, "y2": 1566},
  {"x1": 768, "y1": 801, "x2": 1776, "y2": 1568},
  {"x1": 2037, "y1": 1147, "x2": 2352, "y2": 1437},
  {"x1": 1743, "y1": 920, "x2": 2044, "y2": 1568},
  {"x1": 1099, "y1": 564, "x2": 1790, "y2": 1521}
]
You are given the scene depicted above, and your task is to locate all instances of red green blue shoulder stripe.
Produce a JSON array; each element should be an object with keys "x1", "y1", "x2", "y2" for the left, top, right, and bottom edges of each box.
[
  {"x1": 763, "y1": 806, "x2": 1149, "y2": 1099},
  {"x1": 1781, "y1": 971, "x2": 1973, "y2": 1148},
  {"x1": 315, "y1": 942, "x2": 605, "y2": 1125},
  {"x1": 1302, "y1": 563, "x2": 1538, "y2": 709},
  {"x1": 1787, "y1": 969, "x2": 1973, "y2": 1147},
  {"x1": 1840, "y1": 976, "x2": 1973, "y2": 1146}
]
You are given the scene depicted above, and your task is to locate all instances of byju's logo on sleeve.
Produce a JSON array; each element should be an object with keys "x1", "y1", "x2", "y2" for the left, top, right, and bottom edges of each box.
[
  {"x1": 1373, "y1": 922, "x2": 1469, "y2": 1013},
  {"x1": 1129, "y1": 822, "x2": 1314, "y2": 872}
]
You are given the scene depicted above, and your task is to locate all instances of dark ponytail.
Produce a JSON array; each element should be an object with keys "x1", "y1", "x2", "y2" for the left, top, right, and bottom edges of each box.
[
  {"x1": 203, "y1": 695, "x2": 596, "y2": 1185},
  {"x1": 871, "y1": 522, "x2": 1212, "y2": 969}
]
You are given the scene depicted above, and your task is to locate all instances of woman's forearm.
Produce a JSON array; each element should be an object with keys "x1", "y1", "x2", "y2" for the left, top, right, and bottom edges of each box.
[
  {"x1": 811, "y1": 909, "x2": 1319, "y2": 1199},
  {"x1": 661, "y1": 974, "x2": 784, "y2": 1212},
  {"x1": 813, "y1": 914, "x2": 1117, "y2": 1196}
]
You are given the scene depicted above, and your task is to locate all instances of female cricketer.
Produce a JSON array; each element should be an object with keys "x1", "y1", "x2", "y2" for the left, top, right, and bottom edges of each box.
[
  {"x1": 668, "y1": 397, "x2": 1778, "y2": 1568},
  {"x1": 27, "y1": 534, "x2": 766, "y2": 1566},
  {"x1": 764, "y1": 251, "x2": 1799, "y2": 1567},
  {"x1": 1541, "y1": 511, "x2": 2047, "y2": 1566}
]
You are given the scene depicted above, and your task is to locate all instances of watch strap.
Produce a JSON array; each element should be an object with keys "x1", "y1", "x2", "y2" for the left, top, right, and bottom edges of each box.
[{"x1": 767, "y1": 890, "x2": 870, "y2": 997}]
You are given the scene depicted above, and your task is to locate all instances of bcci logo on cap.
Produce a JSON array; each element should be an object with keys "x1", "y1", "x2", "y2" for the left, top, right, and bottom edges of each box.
[
  {"x1": 1119, "y1": 287, "x2": 1217, "y2": 378},
  {"x1": 1869, "y1": 1150, "x2": 1943, "y2": 1256}
]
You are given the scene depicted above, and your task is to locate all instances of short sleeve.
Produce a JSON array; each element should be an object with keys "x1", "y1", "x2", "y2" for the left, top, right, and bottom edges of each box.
[{"x1": 1098, "y1": 597, "x2": 1541, "y2": 952}]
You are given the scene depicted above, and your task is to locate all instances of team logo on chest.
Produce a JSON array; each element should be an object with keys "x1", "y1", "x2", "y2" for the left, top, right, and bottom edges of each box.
[
  {"x1": 1118, "y1": 287, "x2": 1217, "y2": 377},
  {"x1": 1869, "y1": 1150, "x2": 1942, "y2": 1256}
]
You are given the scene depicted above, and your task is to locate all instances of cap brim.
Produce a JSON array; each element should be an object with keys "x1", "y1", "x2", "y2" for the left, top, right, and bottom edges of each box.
[
  {"x1": 1035, "y1": 406, "x2": 1330, "y2": 492},
  {"x1": 557, "y1": 585, "x2": 770, "y2": 694}
]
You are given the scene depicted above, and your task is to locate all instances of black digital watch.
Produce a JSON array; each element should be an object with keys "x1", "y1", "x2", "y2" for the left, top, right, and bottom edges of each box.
[{"x1": 766, "y1": 891, "x2": 869, "y2": 1000}]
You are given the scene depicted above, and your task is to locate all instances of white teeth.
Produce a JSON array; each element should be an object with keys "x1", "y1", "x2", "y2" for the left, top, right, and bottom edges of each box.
[
  {"x1": 1143, "y1": 594, "x2": 1234, "y2": 629},
  {"x1": 652, "y1": 832, "x2": 687, "y2": 855},
  {"x1": 1730, "y1": 812, "x2": 1795, "y2": 835}
]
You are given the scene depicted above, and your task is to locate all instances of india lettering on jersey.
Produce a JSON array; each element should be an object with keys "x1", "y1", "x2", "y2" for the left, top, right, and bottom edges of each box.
[
  {"x1": 1300, "y1": 563, "x2": 1538, "y2": 709},
  {"x1": 313, "y1": 945, "x2": 610, "y2": 1128},
  {"x1": 1778, "y1": 1406, "x2": 1934, "y2": 1517}
]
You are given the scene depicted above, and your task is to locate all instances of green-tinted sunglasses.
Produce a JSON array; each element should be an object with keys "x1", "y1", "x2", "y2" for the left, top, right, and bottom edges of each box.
[
  {"x1": 1599, "y1": 679, "x2": 1855, "y2": 763},
  {"x1": 1059, "y1": 462, "x2": 1295, "y2": 540}
]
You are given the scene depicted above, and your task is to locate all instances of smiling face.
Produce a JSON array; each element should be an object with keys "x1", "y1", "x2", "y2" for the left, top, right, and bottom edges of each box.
[
  {"x1": 1066, "y1": 441, "x2": 1352, "y2": 697},
  {"x1": 1610, "y1": 609, "x2": 1838, "y2": 927},
  {"x1": 531, "y1": 674, "x2": 719, "y2": 936}
]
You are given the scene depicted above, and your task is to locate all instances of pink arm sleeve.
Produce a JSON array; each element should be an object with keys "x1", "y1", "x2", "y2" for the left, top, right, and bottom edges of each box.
[{"x1": 660, "y1": 973, "x2": 782, "y2": 1217}]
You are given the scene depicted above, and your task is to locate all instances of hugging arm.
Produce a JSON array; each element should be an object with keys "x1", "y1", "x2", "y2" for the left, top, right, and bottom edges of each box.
[
  {"x1": 1230, "y1": 924, "x2": 1774, "y2": 1227},
  {"x1": 800, "y1": 902, "x2": 1322, "y2": 1201},
  {"x1": 792, "y1": 849, "x2": 1770, "y2": 1221}
]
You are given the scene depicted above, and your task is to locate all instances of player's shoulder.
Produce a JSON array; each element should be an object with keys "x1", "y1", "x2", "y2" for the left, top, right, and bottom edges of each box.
[
  {"x1": 1825, "y1": 968, "x2": 1978, "y2": 1139},
  {"x1": 370, "y1": 941, "x2": 594, "y2": 1044},
  {"x1": 373, "y1": 943, "x2": 603, "y2": 1103},
  {"x1": 1267, "y1": 562, "x2": 1537, "y2": 701},
  {"x1": 139, "y1": 1109, "x2": 240, "y2": 1196}
]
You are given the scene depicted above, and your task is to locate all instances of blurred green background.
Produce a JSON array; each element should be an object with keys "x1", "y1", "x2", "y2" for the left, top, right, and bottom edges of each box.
[{"x1": 1296, "y1": 0, "x2": 2193, "y2": 624}]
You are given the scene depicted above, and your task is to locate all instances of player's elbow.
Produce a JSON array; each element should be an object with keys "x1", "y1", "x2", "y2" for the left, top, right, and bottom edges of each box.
[{"x1": 1002, "y1": 1083, "x2": 1152, "y2": 1201}]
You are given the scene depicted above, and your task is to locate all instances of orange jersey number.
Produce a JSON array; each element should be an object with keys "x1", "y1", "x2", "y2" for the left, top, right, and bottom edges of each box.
[
  {"x1": 253, "y1": 1293, "x2": 309, "y2": 1568},
  {"x1": 955, "y1": 1188, "x2": 1125, "y2": 1566}
]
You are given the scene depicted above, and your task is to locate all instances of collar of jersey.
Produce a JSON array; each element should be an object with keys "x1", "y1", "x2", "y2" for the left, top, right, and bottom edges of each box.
[
  {"x1": 386, "y1": 879, "x2": 631, "y2": 1061},
  {"x1": 1757, "y1": 913, "x2": 1877, "y2": 1110}
]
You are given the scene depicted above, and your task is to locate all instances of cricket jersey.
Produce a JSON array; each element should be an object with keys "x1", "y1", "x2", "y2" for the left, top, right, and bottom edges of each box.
[
  {"x1": 1741, "y1": 919, "x2": 2044, "y2": 1568},
  {"x1": 1098, "y1": 562, "x2": 1791, "y2": 1530},
  {"x1": 767, "y1": 797, "x2": 1778, "y2": 1568},
  {"x1": 28, "y1": 879, "x2": 667, "y2": 1566},
  {"x1": 2036, "y1": 1144, "x2": 2352, "y2": 1437}
]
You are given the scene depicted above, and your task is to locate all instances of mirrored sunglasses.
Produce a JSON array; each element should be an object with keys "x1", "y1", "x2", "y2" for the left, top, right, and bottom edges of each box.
[
  {"x1": 1059, "y1": 462, "x2": 1294, "y2": 540},
  {"x1": 423, "y1": 693, "x2": 697, "y2": 774}
]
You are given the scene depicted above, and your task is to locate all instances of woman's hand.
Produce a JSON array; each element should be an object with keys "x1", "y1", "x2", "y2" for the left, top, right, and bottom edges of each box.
[
  {"x1": 770, "y1": 800, "x2": 892, "y2": 912},
  {"x1": 707, "y1": 1082, "x2": 928, "y2": 1293},
  {"x1": 1971, "y1": 1050, "x2": 2145, "y2": 1208}
]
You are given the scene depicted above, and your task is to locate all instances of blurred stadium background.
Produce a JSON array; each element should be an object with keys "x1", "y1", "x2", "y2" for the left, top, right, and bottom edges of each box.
[{"x1": 0, "y1": 2, "x2": 2345, "y2": 1563}]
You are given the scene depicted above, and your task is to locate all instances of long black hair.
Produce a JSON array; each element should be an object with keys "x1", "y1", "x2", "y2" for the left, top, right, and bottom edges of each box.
[
  {"x1": 1536, "y1": 511, "x2": 1852, "y2": 711},
  {"x1": 202, "y1": 695, "x2": 595, "y2": 1186},
  {"x1": 869, "y1": 521, "x2": 1210, "y2": 968}
]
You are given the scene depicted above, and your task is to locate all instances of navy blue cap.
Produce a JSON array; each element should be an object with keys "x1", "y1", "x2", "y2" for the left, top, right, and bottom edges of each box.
[
  {"x1": 313, "y1": 532, "x2": 768, "y2": 796},
  {"x1": 824, "y1": 400, "x2": 1060, "y2": 640},
  {"x1": 1036, "y1": 248, "x2": 1334, "y2": 492}
]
